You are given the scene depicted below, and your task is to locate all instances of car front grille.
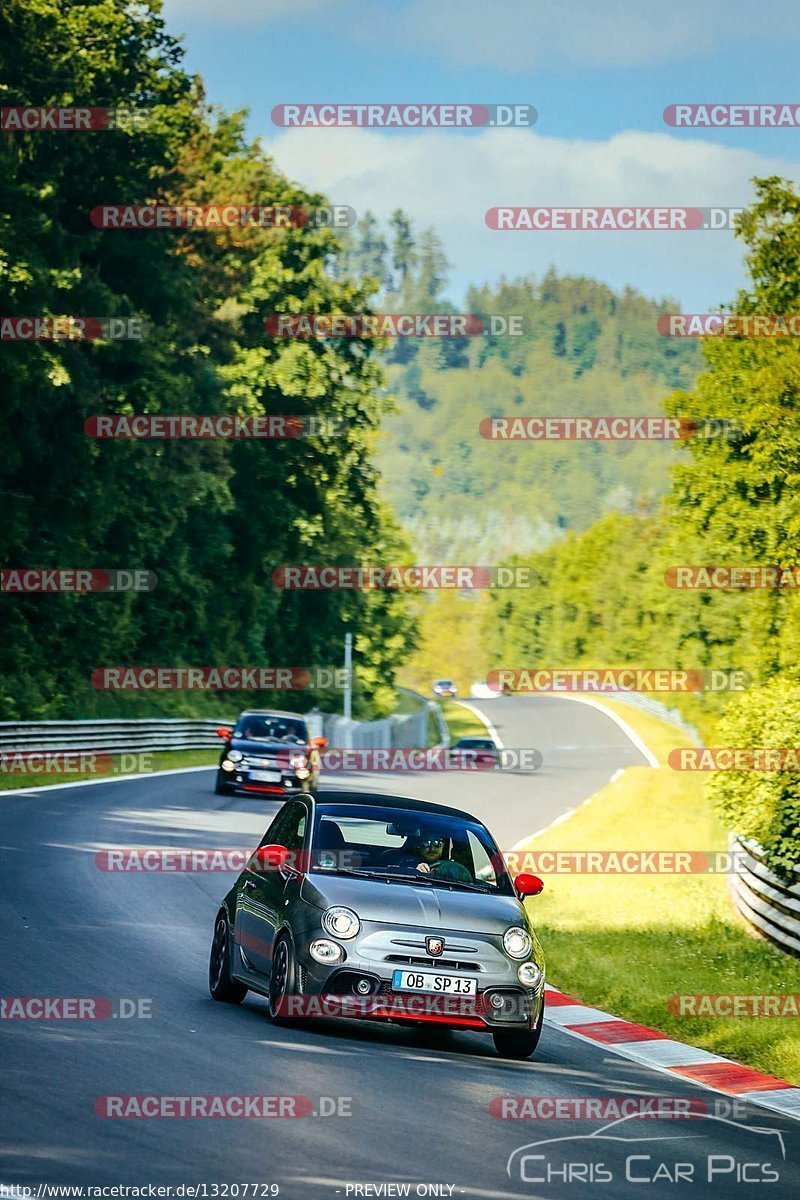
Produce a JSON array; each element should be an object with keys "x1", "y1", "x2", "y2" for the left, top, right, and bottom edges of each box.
[{"x1": 384, "y1": 954, "x2": 482, "y2": 971}]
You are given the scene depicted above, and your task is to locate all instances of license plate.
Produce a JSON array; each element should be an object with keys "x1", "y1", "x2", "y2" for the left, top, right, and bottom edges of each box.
[
  {"x1": 249, "y1": 769, "x2": 281, "y2": 782},
  {"x1": 391, "y1": 970, "x2": 476, "y2": 995}
]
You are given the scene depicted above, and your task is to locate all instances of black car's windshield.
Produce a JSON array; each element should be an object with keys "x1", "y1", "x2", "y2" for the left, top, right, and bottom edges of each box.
[
  {"x1": 233, "y1": 715, "x2": 308, "y2": 743},
  {"x1": 310, "y1": 803, "x2": 514, "y2": 894}
]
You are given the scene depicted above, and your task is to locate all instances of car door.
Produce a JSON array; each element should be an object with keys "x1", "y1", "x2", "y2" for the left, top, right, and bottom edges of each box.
[{"x1": 234, "y1": 800, "x2": 309, "y2": 979}]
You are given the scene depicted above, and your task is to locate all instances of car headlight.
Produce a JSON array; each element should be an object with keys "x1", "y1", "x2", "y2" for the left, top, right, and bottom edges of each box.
[
  {"x1": 221, "y1": 758, "x2": 236, "y2": 772},
  {"x1": 517, "y1": 961, "x2": 542, "y2": 987},
  {"x1": 309, "y1": 939, "x2": 345, "y2": 964},
  {"x1": 228, "y1": 750, "x2": 243, "y2": 763},
  {"x1": 321, "y1": 906, "x2": 360, "y2": 939},
  {"x1": 291, "y1": 753, "x2": 310, "y2": 779},
  {"x1": 503, "y1": 926, "x2": 532, "y2": 959}
]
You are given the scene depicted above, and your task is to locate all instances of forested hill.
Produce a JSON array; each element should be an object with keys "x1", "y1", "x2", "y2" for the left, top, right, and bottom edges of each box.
[{"x1": 339, "y1": 215, "x2": 702, "y2": 562}]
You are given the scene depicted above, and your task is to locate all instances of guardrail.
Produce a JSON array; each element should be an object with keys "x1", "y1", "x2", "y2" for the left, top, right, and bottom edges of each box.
[
  {"x1": 316, "y1": 699, "x2": 448, "y2": 750},
  {"x1": 0, "y1": 718, "x2": 234, "y2": 755},
  {"x1": 0, "y1": 700, "x2": 448, "y2": 756},
  {"x1": 607, "y1": 692, "x2": 701, "y2": 744},
  {"x1": 729, "y1": 835, "x2": 800, "y2": 958}
]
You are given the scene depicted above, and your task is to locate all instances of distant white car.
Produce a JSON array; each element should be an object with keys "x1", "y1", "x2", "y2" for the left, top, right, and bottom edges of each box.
[{"x1": 432, "y1": 678, "x2": 458, "y2": 698}]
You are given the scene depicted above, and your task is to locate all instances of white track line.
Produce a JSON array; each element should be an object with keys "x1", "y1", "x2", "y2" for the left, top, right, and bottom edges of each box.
[
  {"x1": 0, "y1": 764, "x2": 216, "y2": 796},
  {"x1": 545, "y1": 692, "x2": 660, "y2": 769},
  {"x1": 451, "y1": 700, "x2": 504, "y2": 748},
  {"x1": 544, "y1": 987, "x2": 800, "y2": 1124}
]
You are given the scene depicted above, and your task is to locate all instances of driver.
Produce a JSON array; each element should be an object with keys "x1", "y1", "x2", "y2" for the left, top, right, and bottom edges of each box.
[
  {"x1": 414, "y1": 834, "x2": 446, "y2": 873},
  {"x1": 406, "y1": 830, "x2": 473, "y2": 883}
]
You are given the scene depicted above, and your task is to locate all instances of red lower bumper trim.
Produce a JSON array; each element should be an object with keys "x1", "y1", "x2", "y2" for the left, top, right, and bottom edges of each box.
[{"x1": 356, "y1": 1009, "x2": 487, "y2": 1029}]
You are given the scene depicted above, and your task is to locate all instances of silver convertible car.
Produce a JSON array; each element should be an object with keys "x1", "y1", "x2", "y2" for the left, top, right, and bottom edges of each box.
[{"x1": 209, "y1": 792, "x2": 547, "y2": 1058}]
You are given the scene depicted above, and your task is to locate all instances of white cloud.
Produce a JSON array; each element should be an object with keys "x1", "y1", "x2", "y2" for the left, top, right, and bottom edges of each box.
[{"x1": 263, "y1": 126, "x2": 800, "y2": 309}]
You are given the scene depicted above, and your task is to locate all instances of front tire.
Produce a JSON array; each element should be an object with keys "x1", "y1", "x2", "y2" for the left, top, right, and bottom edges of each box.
[
  {"x1": 209, "y1": 912, "x2": 247, "y2": 1003},
  {"x1": 267, "y1": 934, "x2": 298, "y2": 1024},
  {"x1": 492, "y1": 997, "x2": 544, "y2": 1060},
  {"x1": 215, "y1": 771, "x2": 235, "y2": 795}
]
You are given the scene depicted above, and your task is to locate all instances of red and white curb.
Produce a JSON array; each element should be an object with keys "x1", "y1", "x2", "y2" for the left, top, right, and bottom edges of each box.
[{"x1": 544, "y1": 986, "x2": 800, "y2": 1122}]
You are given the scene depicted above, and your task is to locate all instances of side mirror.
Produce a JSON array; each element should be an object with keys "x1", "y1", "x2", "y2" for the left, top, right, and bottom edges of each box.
[
  {"x1": 249, "y1": 844, "x2": 291, "y2": 873},
  {"x1": 216, "y1": 726, "x2": 233, "y2": 740},
  {"x1": 515, "y1": 873, "x2": 544, "y2": 898},
  {"x1": 311, "y1": 736, "x2": 328, "y2": 749}
]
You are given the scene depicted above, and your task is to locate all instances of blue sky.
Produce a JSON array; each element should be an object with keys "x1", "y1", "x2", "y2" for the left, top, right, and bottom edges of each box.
[{"x1": 162, "y1": 0, "x2": 800, "y2": 309}]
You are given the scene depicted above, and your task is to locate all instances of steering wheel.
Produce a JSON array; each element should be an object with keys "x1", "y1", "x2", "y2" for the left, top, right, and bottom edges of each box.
[{"x1": 429, "y1": 859, "x2": 473, "y2": 883}]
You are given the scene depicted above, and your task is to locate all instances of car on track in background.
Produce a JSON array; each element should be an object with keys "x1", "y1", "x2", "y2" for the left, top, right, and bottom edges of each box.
[
  {"x1": 214, "y1": 710, "x2": 326, "y2": 798},
  {"x1": 448, "y1": 736, "x2": 501, "y2": 769},
  {"x1": 432, "y1": 678, "x2": 458, "y2": 698},
  {"x1": 208, "y1": 791, "x2": 546, "y2": 1059}
]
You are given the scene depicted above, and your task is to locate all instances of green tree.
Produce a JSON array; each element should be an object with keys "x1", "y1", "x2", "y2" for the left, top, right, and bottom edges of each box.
[
  {"x1": 0, "y1": 0, "x2": 416, "y2": 719},
  {"x1": 389, "y1": 208, "x2": 416, "y2": 290}
]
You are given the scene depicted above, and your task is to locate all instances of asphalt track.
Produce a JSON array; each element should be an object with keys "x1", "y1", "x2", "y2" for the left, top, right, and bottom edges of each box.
[{"x1": 2, "y1": 695, "x2": 798, "y2": 1198}]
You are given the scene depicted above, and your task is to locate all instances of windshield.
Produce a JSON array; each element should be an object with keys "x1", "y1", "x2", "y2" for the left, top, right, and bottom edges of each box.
[
  {"x1": 454, "y1": 739, "x2": 496, "y2": 751},
  {"x1": 233, "y1": 715, "x2": 308, "y2": 743},
  {"x1": 310, "y1": 803, "x2": 514, "y2": 893}
]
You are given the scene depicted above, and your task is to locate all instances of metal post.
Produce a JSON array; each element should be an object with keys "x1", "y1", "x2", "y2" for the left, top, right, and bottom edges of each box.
[{"x1": 343, "y1": 632, "x2": 353, "y2": 721}]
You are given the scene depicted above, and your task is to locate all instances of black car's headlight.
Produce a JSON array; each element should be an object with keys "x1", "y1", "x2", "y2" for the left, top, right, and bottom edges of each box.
[
  {"x1": 221, "y1": 759, "x2": 236, "y2": 772},
  {"x1": 228, "y1": 750, "x2": 243, "y2": 763},
  {"x1": 291, "y1": 753, "x2": 310, "y2": 779},
  {"x1": 503, "y1": 926, "x2": 533, "y2": 959},
  {"x1": 321, "y1": 906, "x2": 360, "y2": 939}
]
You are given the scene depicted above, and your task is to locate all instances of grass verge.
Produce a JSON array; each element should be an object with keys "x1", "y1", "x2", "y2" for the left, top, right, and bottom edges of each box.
[
  {"x1": 440, "y1": 698, "x2": 494, "y2": 743},
  {"x1": 519, "y1": 696, "x2": 800, "y2": 1084},
  {"x1": 0, "y1": 748, "x2": 219, "y2": 791}
]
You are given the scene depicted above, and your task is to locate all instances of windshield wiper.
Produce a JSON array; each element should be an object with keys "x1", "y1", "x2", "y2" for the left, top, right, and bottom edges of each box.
[
  {"x1": 370, "y1": 870, "x2": 437, "y2": 885},
  {"x1": 310, "y1": 866, "x2": 491, "y2": 891},
  {"x1": 425, "y1": 877, "x2": 490, "y2": 893},
  {"x1": 311, "y1": 866, "x2": 378, "y2": 880}
]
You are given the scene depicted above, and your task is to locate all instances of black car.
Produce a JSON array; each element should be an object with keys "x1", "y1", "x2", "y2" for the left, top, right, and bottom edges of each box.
[
  {"x1": 448, "y1": 737, "x2": 501, "y2": 768},
  {"x1": 208, "y1": 791, "x2": 546, "y2": 1059},
  {"x1": 214, "y1": 709, "x2": 326, "y2": 798}
]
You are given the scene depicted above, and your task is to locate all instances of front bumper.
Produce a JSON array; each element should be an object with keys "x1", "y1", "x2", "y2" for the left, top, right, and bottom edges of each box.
[
  {"x1": 220, "y1": 760, "x2": 312, "y2": 795},
  {"x1": 292, "y1": 922, "x2": 544, "y2": 1030}
]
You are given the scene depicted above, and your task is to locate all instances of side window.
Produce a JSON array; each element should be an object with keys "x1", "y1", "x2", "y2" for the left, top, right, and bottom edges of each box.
[
  {"x1": 284, "y1": 805, "x2": 307, "y2": 852},
  {"x1": 262, "y1": 802, "x2": 307, "y2": 852},
  {"x1": 261, "y1": 806, "x2": 290, "y2": 848},
  {"x1": 468, "y1": 830, "x2": 498, "y2": 886}
]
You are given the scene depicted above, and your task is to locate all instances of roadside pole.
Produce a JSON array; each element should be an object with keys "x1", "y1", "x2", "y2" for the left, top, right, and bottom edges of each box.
[{"x1": 343, "y1": 631, "x2": 353, "y2": 721}]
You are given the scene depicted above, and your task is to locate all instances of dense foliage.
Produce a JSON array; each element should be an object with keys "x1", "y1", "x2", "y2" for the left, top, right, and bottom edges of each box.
[
  {"x1": 479, "y1": 179, "x2": 800, "y2": 872},
  {"x1": 709, "y1": 680, "x2": 800, "y2": 876},
  {"x1": 0, "y1": 0, "x2": 415, "y2": 719}
]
